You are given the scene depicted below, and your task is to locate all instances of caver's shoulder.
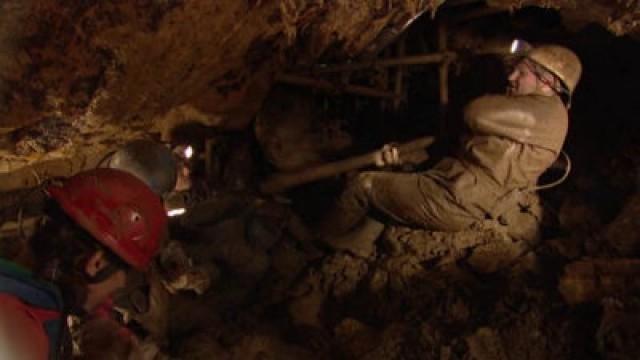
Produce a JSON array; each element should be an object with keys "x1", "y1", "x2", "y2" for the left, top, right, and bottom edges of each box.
[
  {"x1": 0, "y1": 294, "x2": 50, "y2": 360},
  {"x1": 464, "y1": 93, "x2": 566, "y2": 119}
]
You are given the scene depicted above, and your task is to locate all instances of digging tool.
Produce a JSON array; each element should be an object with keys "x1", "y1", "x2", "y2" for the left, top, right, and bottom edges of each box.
[{"x1": 260, "y1": 136, "x2": 435, "y2": 194}]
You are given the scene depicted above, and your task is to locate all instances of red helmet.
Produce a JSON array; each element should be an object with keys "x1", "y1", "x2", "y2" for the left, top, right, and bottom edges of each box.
[{"x1": 47, "y1": 168, "x2": 167, "y2": 271}]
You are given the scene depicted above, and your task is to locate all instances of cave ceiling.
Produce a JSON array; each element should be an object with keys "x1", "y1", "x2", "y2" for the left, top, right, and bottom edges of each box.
[{"x1": 0, "y1": 0, "x2": 638, "y2": 183}]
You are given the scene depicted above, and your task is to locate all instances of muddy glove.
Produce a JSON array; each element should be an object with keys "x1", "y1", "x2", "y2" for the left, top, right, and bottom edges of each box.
[
  {"x1": 374, "y1": 144, "x2": 401, "y2": 167},
  {"x1": 374, "y1": 143, "x2": 430, "y2": 169}
]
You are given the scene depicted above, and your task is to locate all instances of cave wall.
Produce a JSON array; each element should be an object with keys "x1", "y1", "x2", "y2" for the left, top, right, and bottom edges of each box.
[
  {"x1": 0, "y1": 0, "x2": 638, "y2": 181},
  {"x1": 0, "y1": 0, "x2": 442, "y2": 178},
  {"x1": 0, "y1": 0, "x2": 435, "y2": 130}
]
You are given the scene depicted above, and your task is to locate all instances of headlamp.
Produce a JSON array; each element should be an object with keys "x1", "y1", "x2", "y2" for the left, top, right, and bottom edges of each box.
[
  {"x1": 510, "y1": 39, "x2": 533, "y2": 56},
  {"x1": 183, "y1": 145, "x2": 194, "y2": 159}
]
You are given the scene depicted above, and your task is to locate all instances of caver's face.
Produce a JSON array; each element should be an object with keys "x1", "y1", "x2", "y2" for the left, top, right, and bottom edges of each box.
[
  {"x1": 82, "y1": 250, "x2": 129, "y2": 312},
  {"x1": 507, "y1": 59, "x2": 542, "y2": 95}
]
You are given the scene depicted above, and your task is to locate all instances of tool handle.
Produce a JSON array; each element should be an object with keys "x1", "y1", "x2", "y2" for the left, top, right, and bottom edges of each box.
[{"x1": 260, "y1": 136, "x2": 435, "y2": 194}]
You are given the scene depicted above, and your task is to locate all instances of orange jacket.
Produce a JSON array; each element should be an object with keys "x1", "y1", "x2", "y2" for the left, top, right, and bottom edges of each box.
[
  {"x1": 0, "y1": 259, "x2": 65, "y2": 360},
  {"x1": 0, "y1": 294, "x2": 57, "y2": 359}
]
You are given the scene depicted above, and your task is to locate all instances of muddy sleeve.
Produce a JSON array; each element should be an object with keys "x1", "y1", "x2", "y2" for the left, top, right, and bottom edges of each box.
[{"x1": 464, "y1": 95, "x2": 538, "y2": 145}]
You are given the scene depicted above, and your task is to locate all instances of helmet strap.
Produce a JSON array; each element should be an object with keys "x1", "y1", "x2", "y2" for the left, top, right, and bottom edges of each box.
[
  {"x1": 532, "y1": 64, "x2": 572, "y2": 108},
  {"x1": 565, "y1": 94, "x2": 573, "y2": 110}
]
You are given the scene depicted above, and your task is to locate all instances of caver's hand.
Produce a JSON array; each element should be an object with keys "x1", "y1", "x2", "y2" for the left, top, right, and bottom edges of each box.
[
  {"x1": 374, "y1": 144, "x2": 430, "y2": 168},
  {"x1": 374, "y1": 143, "x2": 401, "y2": 167}
]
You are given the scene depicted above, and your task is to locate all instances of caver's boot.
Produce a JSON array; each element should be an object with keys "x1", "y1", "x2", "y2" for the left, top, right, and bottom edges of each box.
[{"x1": 322, "y1": 217, "x2": 385, "y2": 258}]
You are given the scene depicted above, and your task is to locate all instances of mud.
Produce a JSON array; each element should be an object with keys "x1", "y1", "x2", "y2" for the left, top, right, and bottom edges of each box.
[
  {"x1": 2, "y1": 2, "x2": 640, "y2": 359},
  {"x1": 67, "y1": 185, "x2": 629, "y2": 359}
]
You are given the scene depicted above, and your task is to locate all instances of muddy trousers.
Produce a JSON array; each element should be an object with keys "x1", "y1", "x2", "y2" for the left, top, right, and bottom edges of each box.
[{"x1": 318, "y1": 171, "x2": 478, "y2": 238}]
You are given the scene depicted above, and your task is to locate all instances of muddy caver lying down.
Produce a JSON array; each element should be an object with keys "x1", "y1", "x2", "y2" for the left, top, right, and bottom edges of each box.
[{"x1": 320, "y1": 44, "x2": 582, "y2": 248}]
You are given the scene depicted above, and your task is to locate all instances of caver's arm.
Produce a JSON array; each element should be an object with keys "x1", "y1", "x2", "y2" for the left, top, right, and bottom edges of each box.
[{"x1": 464, "y1": 94, "x2": 568, "y2": 151}]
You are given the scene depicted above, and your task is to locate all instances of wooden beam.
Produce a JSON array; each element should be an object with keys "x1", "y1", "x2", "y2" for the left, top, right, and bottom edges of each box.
[
  {"x1": 438, "y1": 22, "x2": 450, "y2": 108},
  {"x1": 312, "y1": 52, "x2": 457, "y2": 73},
  {"x1": 277, "y1": 74, "x2": 399, "y2": 99},
  {"x1": 393, "y1": 35, "x2": 407, "y2": 110},
  {"x1": 437, "y1": 21, "x2": 450, "y2": 138}
]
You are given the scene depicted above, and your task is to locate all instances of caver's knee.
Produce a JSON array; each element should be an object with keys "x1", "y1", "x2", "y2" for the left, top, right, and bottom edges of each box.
[{"x1": 348, "y1": 172, "x2": 377, "y2": 193}]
